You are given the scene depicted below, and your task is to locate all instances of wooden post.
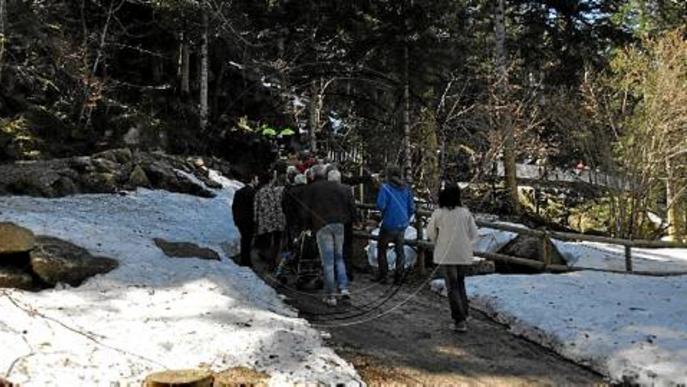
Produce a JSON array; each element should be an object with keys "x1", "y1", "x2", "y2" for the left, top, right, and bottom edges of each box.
[
  {"x1": 539, "y1": 230, "x2": 551, "y2": 267},
  {"x1": 624, "y1": 245, "x2": 633, "y2": 272}
]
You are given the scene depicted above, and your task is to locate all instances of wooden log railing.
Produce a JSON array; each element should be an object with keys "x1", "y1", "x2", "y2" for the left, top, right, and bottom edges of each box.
[{"x1": 355, "y1": 202, "x2": 687, "y2": 276}]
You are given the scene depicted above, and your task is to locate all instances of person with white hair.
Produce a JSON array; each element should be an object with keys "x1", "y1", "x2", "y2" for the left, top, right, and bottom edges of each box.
[
  {"x1": 327, "y1": 169, "x2": 342, "y2": 183},
  {"x1": 302, "y1": 164, "x2": 357, "y2": 306}
]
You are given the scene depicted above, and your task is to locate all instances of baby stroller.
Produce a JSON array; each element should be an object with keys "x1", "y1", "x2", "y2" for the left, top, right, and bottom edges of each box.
[{"x1": 274, "y1": 230, "x2": 323, "y2": 290}]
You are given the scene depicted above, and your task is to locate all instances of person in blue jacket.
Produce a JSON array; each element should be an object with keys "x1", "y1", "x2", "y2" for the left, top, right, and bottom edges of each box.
[{"x1": 374, "y1": 166, "x2": 415, "y2": 284}]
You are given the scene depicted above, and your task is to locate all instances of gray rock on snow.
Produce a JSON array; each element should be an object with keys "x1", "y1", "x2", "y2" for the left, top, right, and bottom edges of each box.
[
  {"x1": 153, "y1": 238, "x2": 220, "y2": 261},
  {"x1": 30, "y1": 236, "x2": 119, "y2": 286},
  {"x1": 0, "y1": 222, "x2": 35, "y2": 254},
  {"x1": 498, "y1": 235, "x2": 566, "y2": 265}
]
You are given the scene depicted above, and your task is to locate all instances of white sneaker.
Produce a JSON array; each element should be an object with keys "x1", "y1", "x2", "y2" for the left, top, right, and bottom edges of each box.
[
  {"x1": 340, "y1": 289, "x2": 351, "y2": 298},
  {"x1": 450, "y1": 321, "x2": 468, "y2": 333},
  {"x1": 322, "y1": 296, "x2": 337, "y2": 307}
]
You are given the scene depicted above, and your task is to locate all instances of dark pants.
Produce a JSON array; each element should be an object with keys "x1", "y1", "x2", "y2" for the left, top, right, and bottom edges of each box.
[
  {"x1": 256, "y1": 231, "x2": 283, "y2": 268},
  {"x1": 237, "y1": 225, "x2": 254, "y2": 267},
  {"x1": 376, "y1": 228, "x2": 406, "y2": 279},
  {"x1": 443, "y1": 265, "x2": 470, "y2": 323}
]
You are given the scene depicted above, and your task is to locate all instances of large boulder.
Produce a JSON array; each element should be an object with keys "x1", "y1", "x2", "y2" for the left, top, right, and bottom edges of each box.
[
  {"x1": 93, "y1": 148, "x2": 132, "y2": 164},
  {"x1": 153, "y1": 238, "x2": 220, "y2": 261},
  {"x1": 498, "y1": 234, "x2": 566, "y2": 266},
  {"x1": 128, "y1": 165, "x2": 151, "y2": 188},
  {"x1": 0, "y1": 267, "x2": 33, "y2": 290},
  {"x1": 0, "y1": 150, "x2": 217, "y2": 198},
  {"x1": 0, "y1": 223, "x2": 35, "y2": 254},
  {"x1": 30, "y1": 236, "x2": 118, "y2": 286}
]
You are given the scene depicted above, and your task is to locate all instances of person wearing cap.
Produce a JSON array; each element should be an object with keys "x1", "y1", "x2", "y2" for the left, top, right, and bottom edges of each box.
[{"x1": 374, "y1": 166, "x2": 415, "y2": 284}]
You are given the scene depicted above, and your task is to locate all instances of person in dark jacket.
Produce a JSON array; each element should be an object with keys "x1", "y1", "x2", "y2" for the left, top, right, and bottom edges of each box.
[
  {"x1": 302, "y1": 165, "x2": 357, "y2": 306},
  {"x1": 282, "y1": 173, "x2": 308, "y2": 244},
  {"x1": 374, "y1": 166, "x2": 415, "y2": 284},
  {"x1": 231, "y1": 175, "x2": 258, "y2": 267}
]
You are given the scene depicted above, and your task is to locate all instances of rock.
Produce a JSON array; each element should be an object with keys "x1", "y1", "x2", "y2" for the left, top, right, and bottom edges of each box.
[
  {"x1": 192, "y1": 157, "x2": 205, "y2": 168},
  {"x1": 6, "y1": 175, "x2": 55, "y2": 197},
  {"x1": 465, "y1": 259, "x2": 496, "y2": 276},
  {"x1": 0, "y1": 267, "x2": 33, "y2": 290},
  {"x1": 52, "y1": 176, "x2": 78, "y2": 196},
  {"x1": 69, "y1": 156, "x2": 94, "y2": 172},
  {"x1": 143, "y1": 161, "x2": 214, "y2": 198},
  {"x1": 128, "y1": 165, "x2": 151, "y2": 188},
  {"x1": 0, "y1": 150, "x2": 220, "y2": 198},
  {"x1": 91, "y1": 157, "x2": 120, "y2": 174},
  {"x1": 93, "y1": 150, "x2": 118, "y2": 163},
  {"x1": 93, "y1": 148, "x2": 132, "y2": 164},
  {"x1": 153, "y1": 238, "x2": 220, "y2": 261},
  {"x1": 113, "y1": 148, "x2": 133, "y2": 164},
  {"x1": 82, "y1": 172, "x2": 118, "y2": 193},
  {"x1": 143, "y1": 161, "x2": 177, "y2": 186},
  {"x1": 30, "y1": 236, "x2": 118, "y2": 286},
  {"x1": 0, "y1": 223, "x2": 35, "y2": 254},
  {"x1": 498, "y1": 235, "x2": 566, "y2": 266}
]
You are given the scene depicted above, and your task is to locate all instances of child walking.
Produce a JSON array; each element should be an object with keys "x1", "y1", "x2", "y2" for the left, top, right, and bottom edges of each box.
[{"x1": 427, "y1": 184, "x2": 479, "y2": 332}]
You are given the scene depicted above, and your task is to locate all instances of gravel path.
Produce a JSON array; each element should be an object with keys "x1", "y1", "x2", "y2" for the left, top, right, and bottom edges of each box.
[{"x1": 254, "y1": 260, "x2": 604, "y2": 386}]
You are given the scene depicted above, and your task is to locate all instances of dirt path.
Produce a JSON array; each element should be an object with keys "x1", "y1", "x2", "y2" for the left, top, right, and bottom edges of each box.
[{"x1": 257, "y1": 263, "x2": 604, "y2": 386}]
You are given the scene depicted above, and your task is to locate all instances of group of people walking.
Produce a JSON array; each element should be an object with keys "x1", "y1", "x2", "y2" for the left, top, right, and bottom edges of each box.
[
  {"x1": 232, "y1": 152, "x2": 480, "y2": 332},
  {"x1": 232, "y1": 153, "x2": 359, "y2": 306}
]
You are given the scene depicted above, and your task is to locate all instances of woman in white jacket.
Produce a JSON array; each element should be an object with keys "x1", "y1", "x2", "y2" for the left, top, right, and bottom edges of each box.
[{"x1": 427, "y1": 184, "x2": 479, "y2": 332}]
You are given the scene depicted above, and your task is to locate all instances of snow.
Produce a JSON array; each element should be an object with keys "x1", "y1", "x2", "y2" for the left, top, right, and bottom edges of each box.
[
  {"x1": 365, "y1": 227, "x2": 417, "y2": 270},
  {"x1": 470, "y1": 221, "x2": 687, "y2": 274},
  {"x1": 431, "y1": 272, "x2": 687, "y2": 385},
  {"x1": 0, "y1": 174, "x2": 359, "y2": 386},
  {"x1": 554, "y1": 240, "x2": 687, "y2": 273}
]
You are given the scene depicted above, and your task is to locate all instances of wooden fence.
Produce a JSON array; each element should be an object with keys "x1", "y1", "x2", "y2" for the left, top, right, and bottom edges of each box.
[{"x1": 354, "y1": 203, "x2": 687, "y2": 277}]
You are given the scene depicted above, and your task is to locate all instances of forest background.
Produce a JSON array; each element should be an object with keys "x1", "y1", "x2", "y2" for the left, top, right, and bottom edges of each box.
[{"x1": 0, "y1": 0, "x2": 685, "y2": 239}]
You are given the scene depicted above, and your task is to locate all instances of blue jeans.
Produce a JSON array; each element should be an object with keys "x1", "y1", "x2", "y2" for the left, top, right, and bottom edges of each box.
[{"x1": 316, "y1": 223, "x2": 348, "y2": 295}]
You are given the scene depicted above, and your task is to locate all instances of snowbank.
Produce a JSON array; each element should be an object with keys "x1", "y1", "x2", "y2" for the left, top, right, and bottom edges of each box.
[
  {"x1": 473, "y1": 221, "x2": 687, "y2": 274},
  {"x1": 0, "y1": 176, "x2": 359, "y2": 385},
  {"x1": 554, "y1": 240, "x2": 687, "y2": 273},
  {"x1": 432, "y1": 272, "x2": 687, "y2": 385}
]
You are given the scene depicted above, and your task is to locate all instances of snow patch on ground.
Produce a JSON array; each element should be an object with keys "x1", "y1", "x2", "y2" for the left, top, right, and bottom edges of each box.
[
  {"x1": 554, "y1": 240, "x2": 687, "y2": 273},
  {"x1": 472, "y1": 222, "x2": 687, "y2": 273},
  {"x1": 0, "y1": 180, "x2": 359, "y2": 385},
  {"x1": 431, "y1": 272, "x2": 687, "y2": 385}
]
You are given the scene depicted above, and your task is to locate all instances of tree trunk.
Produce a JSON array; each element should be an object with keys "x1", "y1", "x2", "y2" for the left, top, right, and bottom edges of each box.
[
  {"x1": 494, "y1": 0, "x2": 519, "y2": 215},
  {"x1": 0, "y1": 0, "x2": 6, "y2": 84},
  {"x1": 212, "y1": 62, "x2": 226, "y2": 120},
  {"x1": 144, "y1": 369, "x2": 213, "y2": 387},
  {"x1": 402, "y1": 41, "x2": 412, "y2": 178},
  {"x1": 199, "y1": 9, "x2": 209, "y2": 132},
  {"x1": 180, "y1": 32, "x2": 190, "y2": 96},
  {"x1": 665, "y1": 157, "x2": 683, "y2": 240},
  {"x1": 308, "y1": 80, "x2": 321, "y2": 152}
]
